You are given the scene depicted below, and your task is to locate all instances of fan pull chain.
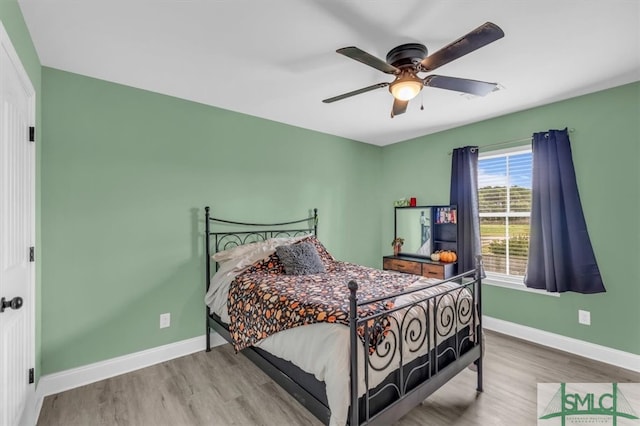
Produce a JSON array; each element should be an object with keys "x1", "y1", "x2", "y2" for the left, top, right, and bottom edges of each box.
[{"x1": 420, "y1": 92, "x2": 424, "y2": 111}]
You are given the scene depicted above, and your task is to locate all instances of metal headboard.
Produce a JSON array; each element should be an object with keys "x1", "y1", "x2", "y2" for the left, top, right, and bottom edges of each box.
[{"x1": 204, "y1": 206, "x2": 318, "y2": 291}]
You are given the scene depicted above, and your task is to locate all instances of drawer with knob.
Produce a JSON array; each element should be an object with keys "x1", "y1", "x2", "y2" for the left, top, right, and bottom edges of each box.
[
  {"x1": 383, "y1": 256, "x2": 455, "y2": 280},
  {"x1": 422, "y1": 263, "x2": 445, "y2": 279},
  {"x1": 383, "y1": 258, "x2": 422, "y2": 275}
]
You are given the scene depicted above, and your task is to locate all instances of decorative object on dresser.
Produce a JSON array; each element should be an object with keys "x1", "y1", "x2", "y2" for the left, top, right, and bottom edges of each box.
[
  {"x1": 391, "y1": 237, "x2": 404, "y2": 256},
  {"x1": 204, "y1": 206, "x2": 483, "y2": 426},
  {"x1": 388, "y1": 204, "x2": 458, "y2": 279}
]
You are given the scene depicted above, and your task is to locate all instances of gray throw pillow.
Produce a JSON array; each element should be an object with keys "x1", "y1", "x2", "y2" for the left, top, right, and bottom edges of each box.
[{"x1": 275, "y1": 242, "x2": 326, "y2": 275}]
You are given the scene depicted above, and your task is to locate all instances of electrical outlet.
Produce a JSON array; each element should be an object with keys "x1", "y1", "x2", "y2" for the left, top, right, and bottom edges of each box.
[
  {"x1": 160, "y1": 313, "x2": 171, "y2": 329},
  {"x1": 578, "y1": 310, "x2": 591, "y2": 326}
]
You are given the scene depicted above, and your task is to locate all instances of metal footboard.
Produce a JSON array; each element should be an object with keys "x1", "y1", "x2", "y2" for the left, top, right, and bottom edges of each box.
[{"x1": 348, "y1": 256, "x2": 483, "y2": 425}]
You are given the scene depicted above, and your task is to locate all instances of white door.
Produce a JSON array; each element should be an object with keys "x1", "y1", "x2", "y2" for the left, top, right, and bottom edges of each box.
[{"x1": 0, "y1": 21, "x2": 36, "y2": 426}]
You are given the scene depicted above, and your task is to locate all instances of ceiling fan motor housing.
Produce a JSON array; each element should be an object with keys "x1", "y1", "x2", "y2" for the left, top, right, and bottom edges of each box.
[{"x1": 386, "y1": 43, "x2": 428, "y2": 69}]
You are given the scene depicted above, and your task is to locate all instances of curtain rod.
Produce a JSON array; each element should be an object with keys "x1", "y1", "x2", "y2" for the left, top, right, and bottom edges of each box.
[{"x1": 447, "y1": 128, "x2": 575, "y2": 155}]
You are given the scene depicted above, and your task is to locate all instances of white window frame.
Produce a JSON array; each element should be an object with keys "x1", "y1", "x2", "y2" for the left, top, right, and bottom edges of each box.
[{"x1": 478, "y1": 145, "x2": 558, "y2": 297}]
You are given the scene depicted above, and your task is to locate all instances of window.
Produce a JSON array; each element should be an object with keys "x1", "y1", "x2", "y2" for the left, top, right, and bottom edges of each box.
[{"x1": 478, "y1": 147, "x2": 532, "y2": 279}]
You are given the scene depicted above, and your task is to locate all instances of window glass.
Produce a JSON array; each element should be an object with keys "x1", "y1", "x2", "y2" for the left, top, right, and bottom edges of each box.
[{"x1": 478, "y1": 149, "x2": 532, "y2": 278}]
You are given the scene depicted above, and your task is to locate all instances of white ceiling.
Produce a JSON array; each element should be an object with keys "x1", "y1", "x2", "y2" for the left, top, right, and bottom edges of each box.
[{"x1": 18, "y1": 0, "x2": 640, "y2": 146}]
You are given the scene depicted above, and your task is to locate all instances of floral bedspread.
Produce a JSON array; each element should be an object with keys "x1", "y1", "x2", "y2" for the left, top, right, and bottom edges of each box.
[{"x1": 227, "y1": 261, "x2": 420, "y2": 352}]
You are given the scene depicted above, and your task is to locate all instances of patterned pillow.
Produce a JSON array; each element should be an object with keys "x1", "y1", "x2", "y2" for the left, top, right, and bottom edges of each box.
[
  {"x1": 243, "y1": 235, "x2": 335, "y2": 275},
  {"x1": 276, "y1": 242, "x2": 326, "y2": 275},
  {"x1": 245, "y1": 252, "x2": 285, "y2": 275}
]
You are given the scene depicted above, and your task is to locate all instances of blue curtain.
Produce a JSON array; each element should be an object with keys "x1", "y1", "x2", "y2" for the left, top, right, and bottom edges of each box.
[
  {"x1": 524, "y1": 129, "x2": 605, "y2": 293},
  {"x1": 450, "y1": 146, "x2": 481, "y2": 275}
]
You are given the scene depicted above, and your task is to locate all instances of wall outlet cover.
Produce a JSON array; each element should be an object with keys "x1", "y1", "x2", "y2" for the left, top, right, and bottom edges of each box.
[
  {"x1": 578, "y1": 310, "x2": 591, "y2": 326},
  {"x1": 160, "y1": 313, "x2": 171, "y2": 329}
]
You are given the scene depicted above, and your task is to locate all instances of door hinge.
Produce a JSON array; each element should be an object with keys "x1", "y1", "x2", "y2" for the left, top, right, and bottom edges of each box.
[
  {"x1": 29, "y1": 368, "x2": 34, "y2": 384},
  {"x1": 29, "y1": 246, "x2": 35, "y2": 262},
  {"x1": 29, "y1": 126, "x2": 35, "y2": 142}
]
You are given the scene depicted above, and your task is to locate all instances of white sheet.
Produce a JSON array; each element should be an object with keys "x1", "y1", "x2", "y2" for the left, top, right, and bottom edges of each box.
[{"x1": 206, "y1": 244, "x2": 472, "y2": 426}]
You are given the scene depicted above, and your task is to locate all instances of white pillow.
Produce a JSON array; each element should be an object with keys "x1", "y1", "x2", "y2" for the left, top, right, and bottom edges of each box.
[{"x1": 211, "y1": 234, "x2": 311, "y2": 262}]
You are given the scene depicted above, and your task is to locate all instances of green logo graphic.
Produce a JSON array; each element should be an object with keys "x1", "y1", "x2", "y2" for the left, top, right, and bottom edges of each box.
[{"x1": 539, "y1": 383, "x2": 639, "y2": 425}]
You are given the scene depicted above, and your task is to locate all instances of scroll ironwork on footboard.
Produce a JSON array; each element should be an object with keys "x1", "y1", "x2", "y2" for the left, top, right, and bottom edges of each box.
[{"x1": 348, "y1": 256, "x2": 483, "y2": 425}]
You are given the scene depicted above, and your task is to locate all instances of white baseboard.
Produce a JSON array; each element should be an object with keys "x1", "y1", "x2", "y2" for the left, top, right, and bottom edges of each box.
[
  {"x1": 34, "y1": 332, "x2": 226, "y2": 424},
  {"x1": 483, "y1": 316, "x2": 640, "y2": 373},
  {"x1": 33, "y1": 320, "x2": 639, "y2": 424}
]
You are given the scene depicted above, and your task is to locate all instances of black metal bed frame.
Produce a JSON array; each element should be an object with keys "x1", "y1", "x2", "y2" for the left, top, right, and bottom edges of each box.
[{"x1": 204, "y1": 206, "x2": 483, "y2": 425}]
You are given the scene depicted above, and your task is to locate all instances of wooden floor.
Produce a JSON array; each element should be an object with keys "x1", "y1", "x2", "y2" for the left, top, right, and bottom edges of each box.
[{"x1": 38, "y1": 330, "x2": 639, "y2": 426}]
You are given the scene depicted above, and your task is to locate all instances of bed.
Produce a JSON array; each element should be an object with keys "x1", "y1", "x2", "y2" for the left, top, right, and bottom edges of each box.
[{"x1": 204, "y1": 207, "x2": 483, "y2": 426}]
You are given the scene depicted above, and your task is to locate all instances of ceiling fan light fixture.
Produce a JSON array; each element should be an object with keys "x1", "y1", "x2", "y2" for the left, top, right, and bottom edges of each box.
[{"x1": 389, "y1": 76, "x2": 423, "y2": 101}]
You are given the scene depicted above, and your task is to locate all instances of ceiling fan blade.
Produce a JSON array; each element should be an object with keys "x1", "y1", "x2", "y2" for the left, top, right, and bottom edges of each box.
[
  {"x1": 423, "y1": 75, "x2": 497, "y2": 96},
  {"x1": 420, "y1": 22, "x2": 505, "y2": 72},
  {"x1": 391, "y1": 99, "x2": 409, "y2": 118},
  {"x1": 322, "y1": 82, "x2": 389, "y2": 103},
  {"x1": 337, "y1": 47, "x2": 400, "y2": 74}
]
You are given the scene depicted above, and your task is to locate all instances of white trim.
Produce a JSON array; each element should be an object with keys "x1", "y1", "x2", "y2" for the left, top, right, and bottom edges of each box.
[
  {"x1": 479, "y1": 144, "x2": 531, "y2": 158},
  {"x1": 483, "y1": 316, "x2": 640, "y2": 373},
  {"x1": 479, "y1": 211, "x2": 530, "y2": 218},
  {"x1": 483, "y1": 277, "x2": 560, "y2": 297},
  {"x1": 18, "y1": 386, "x2": 36, "y2": 426},
  {"x1": 35, "y1": 332, "x2": 226, "y2": 423}
]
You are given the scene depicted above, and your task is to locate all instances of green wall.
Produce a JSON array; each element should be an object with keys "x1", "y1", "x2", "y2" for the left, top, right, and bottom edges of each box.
[
  {"x1": 40, "y1": 68, "x2": 382, "y2": 374},
  {"x1": 382, "y1": 82, "x2": 640, "y2": 354},
  {"x1": 40, "y1": 65, "x2": 639, "y2": 374},
  {"x1": 0, "y1": 3, "x2": 42, "y2": 379}
]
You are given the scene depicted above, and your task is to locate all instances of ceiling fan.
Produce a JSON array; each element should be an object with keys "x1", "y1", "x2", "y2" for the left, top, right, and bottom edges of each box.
[{"x1": 322, "y1": 22, "x2": 505, "y2": 118}]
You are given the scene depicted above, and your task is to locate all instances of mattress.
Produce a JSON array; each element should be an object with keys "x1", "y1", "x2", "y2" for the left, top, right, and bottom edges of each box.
[{"x1": 205, "y1": 236, "x2": 474, "y2": 426}]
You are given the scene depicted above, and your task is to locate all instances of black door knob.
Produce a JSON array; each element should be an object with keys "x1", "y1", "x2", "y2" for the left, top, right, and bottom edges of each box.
[{"x1": 0, "y1": 296, "x2": 23, "y2": 313}]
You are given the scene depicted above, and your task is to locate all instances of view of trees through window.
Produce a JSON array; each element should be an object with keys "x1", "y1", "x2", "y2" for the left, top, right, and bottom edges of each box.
[{"x1": 478, "y1": 150, "x2": 532, "y2": 277}]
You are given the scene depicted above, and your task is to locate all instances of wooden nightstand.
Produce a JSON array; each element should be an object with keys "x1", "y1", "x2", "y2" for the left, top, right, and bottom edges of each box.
[{"x1": 383, "y1": 255, "x2": 456, "y2": 280}]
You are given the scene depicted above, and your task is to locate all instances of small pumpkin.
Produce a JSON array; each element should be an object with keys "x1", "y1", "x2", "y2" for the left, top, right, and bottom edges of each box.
[
  {"x1": 440, "y1": 251, "x2": 457, "y2": 263},
  {"x1": 430, "y1": 252, "x2": 440, "y2": 261}
]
